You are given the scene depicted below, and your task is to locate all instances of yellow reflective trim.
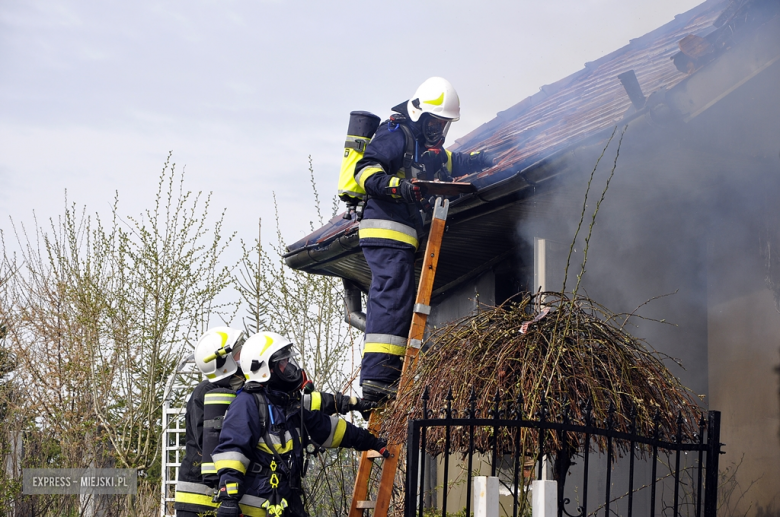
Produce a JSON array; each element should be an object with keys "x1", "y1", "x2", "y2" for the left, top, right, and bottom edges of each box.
[
  {"x1": 423, "y1": 92, "x2": 445, "y2": 106},
  {"x1": 446, "y1": 149, "x2": 453, "y2": 172},
  {"x1": 239, "y1": 504, "x2": 268, "y2": 517},
  {"x1": 200, "y1": 462, "x2": 216, "y2": 474},
  {"x1": 214, "y1": 459, "x2": 248, "y2": 474},
  {"x1": 226, "y1": 482, "x2": 239, "y2": 495},
  {"x1": 204, "y1": 393, "x2": 236, "y2": 405},
  {"x1": 174, "y1": 491, "x2": 218, "y2": 508},
  {"x1": 262, "y1": 499, "x2": 288, "y2": 516},
  {"x1": 356, "y1": 166, "x2": 383, "y2": 189},
  {"x1": 331, "y1": 418, "x2": 347, "y2": 448},
  {"x1": 259, "y1": 335, "x2": 274, "y2": 357},
  {"x1": 257, "y1": 439, "x2": 295, "y2": 455},
  {"x1": 310, "y1": 392, "x2": 322, "y2": 411},
  {"x1": 216, "y1": 331, "x2": 229, "y2": 348},
  {"x1": 388, "y1": 176, "x2": 400, "y2": 187},
  {"x1": 358, "y1": 228, "x2": 418, "y2": 248},
  {"x1": 364, "y1": 342, "x2": 406, "y2": 356}
]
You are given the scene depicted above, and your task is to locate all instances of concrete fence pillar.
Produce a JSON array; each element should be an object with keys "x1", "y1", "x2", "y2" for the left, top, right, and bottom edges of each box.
[
  {"x1": 532, "y1": 480, "x2": 557, "y2": 517},
  {"x1": 473, "y1": 476, "x2": 499, "y2": 517}
]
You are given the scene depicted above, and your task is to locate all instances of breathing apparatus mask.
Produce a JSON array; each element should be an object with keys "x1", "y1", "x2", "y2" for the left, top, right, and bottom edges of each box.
[
  {"x1": 420, "y1": 113, "x2": 451, "y2": 148},
  {"x1": 267, "y1": 345, "x2": 305, "y2": 393}
]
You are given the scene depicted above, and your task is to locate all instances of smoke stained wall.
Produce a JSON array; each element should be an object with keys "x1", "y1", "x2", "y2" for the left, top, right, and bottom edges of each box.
[{"x1": 512, "y1": 51, "x2": 780, "y2": 514}]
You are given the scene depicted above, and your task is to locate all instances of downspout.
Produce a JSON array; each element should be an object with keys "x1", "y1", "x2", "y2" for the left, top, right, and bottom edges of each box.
[{"x1": 342, "y1": 279, "x2": 366, "y2": 332}]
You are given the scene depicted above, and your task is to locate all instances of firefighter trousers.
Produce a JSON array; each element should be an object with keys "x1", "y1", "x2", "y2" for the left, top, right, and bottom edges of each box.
[{"x1": 360, "y1": 245, "x2": 415, "y2": 387}]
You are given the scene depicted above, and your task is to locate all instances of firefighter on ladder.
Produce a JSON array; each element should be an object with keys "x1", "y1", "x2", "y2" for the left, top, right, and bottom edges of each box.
[
  {"x1": 354, "y1": 77, "x2": 496, "y2": 404},
  {"x1": 212, "y1": 331, "x2": 389, "y2": 517}
]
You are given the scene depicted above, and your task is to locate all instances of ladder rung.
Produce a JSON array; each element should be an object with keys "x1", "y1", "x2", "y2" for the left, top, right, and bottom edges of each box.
[{"x1": 356, "y1": 501, "x2": 376, "y2": 509}]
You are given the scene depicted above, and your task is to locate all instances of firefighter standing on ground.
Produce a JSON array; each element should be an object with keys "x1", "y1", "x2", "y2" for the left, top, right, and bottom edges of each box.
[
  {"x1": 355, "y1": 77, "x2": 495, "y2": 403},
  {"x1": 212, "y1": 331, "x2": 388, "y2": 517},
  {"x1": 174, "y1": 327, "x2": 247, "y2": 517},
  {"x1": 175, "y1": 328, "x2": 375, "y2": 517}
]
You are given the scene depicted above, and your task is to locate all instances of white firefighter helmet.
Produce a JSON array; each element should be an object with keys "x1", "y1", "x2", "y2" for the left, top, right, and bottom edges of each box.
[
  {"x1": 406, "y1": 77, "x2": 461, "y2": 123},
  {"x1": 194, "y1": 326, "x2": 246, "y2": 382},
  {"x1": 240, "y1": 331, "x2": 301, "y2": 387}
]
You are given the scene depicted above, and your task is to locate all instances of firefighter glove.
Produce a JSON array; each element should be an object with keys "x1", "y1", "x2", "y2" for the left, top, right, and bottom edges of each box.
[
  {"x1": 334, "y1": 393, "x2": 352, "y2": 414},
  {"x1": 469, "y1": 150, "x2": 496, "y2": 170},
  {"x1": 349, "y1": 396, "x2": 377, "y2": 414},
  {"x1": 400, "y1": 179, "x2": 424, "y2": 204},
  {"x1": 216, "y1": 498, "x2": 242, "y2": 517},
  {"x1": 373, "y1": 438, "x2": 390, "y2": 458}
]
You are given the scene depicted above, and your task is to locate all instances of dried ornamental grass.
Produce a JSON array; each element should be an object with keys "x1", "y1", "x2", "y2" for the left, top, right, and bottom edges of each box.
[{"x1": 379, "y1": 292, "x2": 702, "y2": 458}]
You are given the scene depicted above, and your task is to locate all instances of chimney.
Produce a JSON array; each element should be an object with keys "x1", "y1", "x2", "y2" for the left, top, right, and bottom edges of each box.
[{"x1": 617, "y1": 70, "x2": 646, "y2": 110}]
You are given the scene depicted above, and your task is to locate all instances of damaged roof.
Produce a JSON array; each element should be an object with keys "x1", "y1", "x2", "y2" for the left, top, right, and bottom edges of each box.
[{"x1": 284, "y1": 0, "x2": 776, "y2": 294}]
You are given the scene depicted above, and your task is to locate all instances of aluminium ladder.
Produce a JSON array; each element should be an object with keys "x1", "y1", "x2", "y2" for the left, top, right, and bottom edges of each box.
[{"x1": 349, "y1": 196, "x2": 450, "y2": 517}]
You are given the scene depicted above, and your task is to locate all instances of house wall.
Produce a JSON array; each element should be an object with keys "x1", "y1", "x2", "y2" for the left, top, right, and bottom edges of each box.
[
  {"x1": 422, "y1": 272, "x2": 496, "y2": 511},
  {"x1": 707, "y1": 225, "x2": 780, "y2": 516},
  {"x1": 432, "y1": 455, "x2": 522, "y2": 517},
  {"x1": 428, "y1": 270, "x2": 495, "y2": 331},
  {"x1": 418, "y1": 19, "x2": 780, "y2": 516}
]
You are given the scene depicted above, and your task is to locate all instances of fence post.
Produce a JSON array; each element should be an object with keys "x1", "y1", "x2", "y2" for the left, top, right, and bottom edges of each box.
[
  {"x1": 532, "y1": 480, "x2": 557, "y2": 517},
  {"x1": 704, "y1": 411, "x2": 722, "y2": 517},
  {"x1": 473, "y1": 476, "x2": 499, "y2": 517},
  {"x1": 406, "y1": 419, "x2": 420, "y2": 517}
]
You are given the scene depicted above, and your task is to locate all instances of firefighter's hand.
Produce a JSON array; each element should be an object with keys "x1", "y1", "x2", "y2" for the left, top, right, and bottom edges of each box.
[
  {"x1": 420, "y1": 196, "x2": 434, "y2": 213},
  {"x1": 348, "y1": 396, "x2": 377, "y2": 414},
  {"x1": 216, "y1": 498, "x2": 242, "y2": 517},
  {"x1": 373, "y1": 438, "x2": 390, "y2": 459},
  {"x1": 400, "y1": 180, "x2": 424, "y2": 204},
  {"x1": 469, "y1": 150, "x2": 496, "y2": 170}
]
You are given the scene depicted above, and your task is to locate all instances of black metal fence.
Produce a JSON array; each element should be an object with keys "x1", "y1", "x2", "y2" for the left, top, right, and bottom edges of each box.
[{"x1": 405, "y1": 388, "x2": 722, "y2": 517}]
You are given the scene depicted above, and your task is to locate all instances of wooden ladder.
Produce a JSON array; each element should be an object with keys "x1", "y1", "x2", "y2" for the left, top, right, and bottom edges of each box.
[{"x1": 349, "y1": 196, "x2": 450, "y2": 517}]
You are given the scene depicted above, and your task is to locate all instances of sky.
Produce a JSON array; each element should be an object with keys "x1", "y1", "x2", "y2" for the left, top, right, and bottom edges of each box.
[{"x1": 0, "y1": 0, "x2": 705, "y2": 256}]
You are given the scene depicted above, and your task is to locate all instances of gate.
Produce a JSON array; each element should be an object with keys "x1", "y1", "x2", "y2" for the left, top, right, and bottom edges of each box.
[{"x1": 405, "y1": 388, "x2": 722, "y2": 517}]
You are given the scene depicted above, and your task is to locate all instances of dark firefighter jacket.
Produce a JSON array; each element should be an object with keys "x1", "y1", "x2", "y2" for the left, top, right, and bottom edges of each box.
[
  {"x1": 212, "y1": 387, "x2": 380, "y2": 517},
  {"x1": 354, "y1": 106, "x2": 484, "y2": 251},
  {"x1": 174, "y1": 379, "x2": 223, "y2": 513}
]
